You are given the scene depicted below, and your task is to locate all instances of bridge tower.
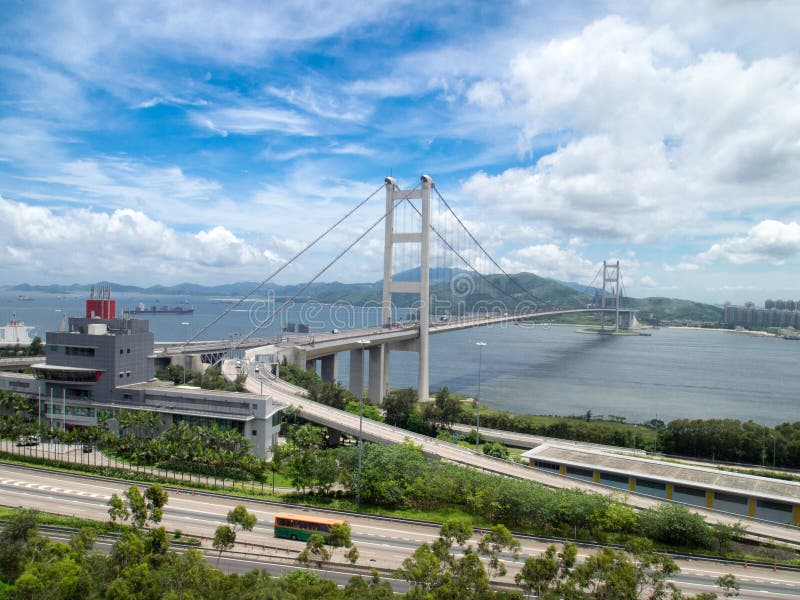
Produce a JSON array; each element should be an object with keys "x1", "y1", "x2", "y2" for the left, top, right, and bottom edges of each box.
[
  {"x1": 375, "y1": 174, "x2": 433, "y2": 403},
  {"x1": 600, "y1": 260, "x2": 621, "y2": 332}
]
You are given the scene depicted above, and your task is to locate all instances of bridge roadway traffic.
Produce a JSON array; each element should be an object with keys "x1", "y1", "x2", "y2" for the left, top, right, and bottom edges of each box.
[
  {"x1": 228, "y1": 360, "x2": 800, "y2": 548},
  {"x1": 0, "y1": 462, "x2": 796, "y2": 598}
]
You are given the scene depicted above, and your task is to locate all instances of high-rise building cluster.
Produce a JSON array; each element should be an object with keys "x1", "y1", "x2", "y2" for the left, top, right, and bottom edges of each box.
[{"x1": 724, "y1": 300, "x2": 800, "y2": 328}]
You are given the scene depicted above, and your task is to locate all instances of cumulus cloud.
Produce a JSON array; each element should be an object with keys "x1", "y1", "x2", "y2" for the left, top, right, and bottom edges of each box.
[
  {"x1": 0, "y1": 195, "x2": 266, "y2": 283},
  {"x1": 500, "y1": 242, "x2": 598, "y2": 281},
  {"x1": 663, "y1": 262, "x2": 700, "y2": 272},
  {"x1": 460, "y1": 16, "x2": 800, "y2": 243},
  {"x1": 698, "y1": 220, "x2": 800, "y2": 265},
  {"x1": 639, "y1": 275, "x2": 658, "y2": 287}
]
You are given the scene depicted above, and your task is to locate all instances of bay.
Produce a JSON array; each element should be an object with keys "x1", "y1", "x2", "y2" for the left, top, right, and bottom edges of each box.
[{"x1": 2, "y1": 291, "x2": 797, "y2": 426}]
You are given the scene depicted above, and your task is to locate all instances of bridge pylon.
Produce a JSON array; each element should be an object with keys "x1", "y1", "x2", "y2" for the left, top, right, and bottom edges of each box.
[
  {"x1": 600, "y1": 260, "x2": 621, "y2": 332},
  {"x1": 373, "y1": 174, "x2": 433, "y2": 403}
]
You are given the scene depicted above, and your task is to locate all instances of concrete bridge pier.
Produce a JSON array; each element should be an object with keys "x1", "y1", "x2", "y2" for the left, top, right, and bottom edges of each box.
[
  {"x1": 368, "y1": 345, "x2": 387, "y2": 404},
  {"x1": 320, "y1": 354, "x2": 338, "y2": 383},
  {"x1": 349, "y1": 348, "x2": 364, "y2": 398}
]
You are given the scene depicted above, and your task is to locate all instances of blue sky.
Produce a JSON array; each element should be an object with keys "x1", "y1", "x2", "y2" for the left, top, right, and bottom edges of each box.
[{"x1": 1, "y1": 1, "x2": 799, "y2": 304}]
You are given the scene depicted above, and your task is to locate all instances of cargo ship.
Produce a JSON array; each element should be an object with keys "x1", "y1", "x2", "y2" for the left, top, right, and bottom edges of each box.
[{"x1": 126, "y1": 302, "x2": 194, "y2": 315}]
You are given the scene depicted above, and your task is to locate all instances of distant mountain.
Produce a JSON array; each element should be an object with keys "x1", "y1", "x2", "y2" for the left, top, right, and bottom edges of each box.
[
  {"x1": 557, "y1": 280, "x2": 602, "y2": 296},
  {"x1": 5, "y1": 272, "x2": 724, "y2": 323}
]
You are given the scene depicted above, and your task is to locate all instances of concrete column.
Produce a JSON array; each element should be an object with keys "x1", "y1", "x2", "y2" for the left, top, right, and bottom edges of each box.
[
  {"x1": 382, "y1": 177, "x2": 396, "y2": 327},
  {"x1": 368, "y1": 345, "x2": 386, "y2": 404},
  {"x1": 320, "y1": 354, "x2": 338, "y2": 383},
  {"x1": 349, "y1": 349, "x2": 364, "y2": 398},
  {"x1": 382, "y1": 346, "x2": 391, "y2": 399},
  {"x1": 418, "y1": 174, "x2": 432, "y2": 401}
]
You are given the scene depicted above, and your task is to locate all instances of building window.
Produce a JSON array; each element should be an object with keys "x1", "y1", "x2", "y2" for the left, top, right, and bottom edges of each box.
[
  {"x1": 127, "y1": 348, "x2": 131, "y2": 353},
  {"x1": 65, "y1": 346, "x2": 95, "y2": 356},
  {"x1": 119, "y1": 372, "x2": 124, "y2": 378},
  {"x1": 119, "y1": 349, "x2": 123, "y2": 355},
  {"x1": 252, "y1": 429, "x2": 257, "y2": 436},
  {"x1": 126, "y1": 371, "x2": 131, "y2": 377}
]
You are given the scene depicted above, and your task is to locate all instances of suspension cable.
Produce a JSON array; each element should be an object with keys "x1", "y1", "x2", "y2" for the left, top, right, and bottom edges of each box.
[
  {"x1": 185, "y1": 182, "x2": 385, "y2": 349},
  {"x1": 228, "y1": 183, "x2": 420, "y2": 352},
  {"x1": 405, "y1": 199, "x2": 546, "y2": 309},
  {"x1": 433, "y1": 187, "x2": 548, "y2": 307}
]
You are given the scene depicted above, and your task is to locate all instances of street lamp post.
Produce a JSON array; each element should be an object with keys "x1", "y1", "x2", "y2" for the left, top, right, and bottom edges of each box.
[
  {"x1": 180, "y1": 322, "x2": 190, "y2": 385},
  {"x1": 356, "y1": 338, "x2": 370, "y2": 506},
  {"x1": 475, "y1": 341, "x2": 486, "y2": 452}
]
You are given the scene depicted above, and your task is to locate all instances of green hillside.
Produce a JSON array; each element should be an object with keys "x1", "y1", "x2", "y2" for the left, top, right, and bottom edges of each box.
[{"x1": 626, "y1": 297, "x2": 724, "y2": 323}]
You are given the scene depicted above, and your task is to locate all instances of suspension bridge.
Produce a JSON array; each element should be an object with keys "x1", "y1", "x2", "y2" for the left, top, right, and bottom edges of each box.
[{"x1": 170, "y1": 174, "x2": 635, "y2": 403}]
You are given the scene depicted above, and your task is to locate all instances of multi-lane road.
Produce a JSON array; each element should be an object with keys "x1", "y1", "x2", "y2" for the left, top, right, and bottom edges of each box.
[{"x1": 2, "y1": 463, "x2": 798, "y2": 598}]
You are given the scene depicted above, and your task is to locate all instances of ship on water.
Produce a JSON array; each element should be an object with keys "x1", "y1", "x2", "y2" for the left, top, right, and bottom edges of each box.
[
  {"x1": 126, "y1": 302, "x2": 194, "y2": 315},
  {"x1": 0, "y1": 313, "x2": 36, "y2": 346}
]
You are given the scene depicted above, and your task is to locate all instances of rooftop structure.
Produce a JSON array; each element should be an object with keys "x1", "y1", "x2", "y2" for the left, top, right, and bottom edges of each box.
[{"x1": 521, "y1": 443, "x2": 800, "y2": 525}]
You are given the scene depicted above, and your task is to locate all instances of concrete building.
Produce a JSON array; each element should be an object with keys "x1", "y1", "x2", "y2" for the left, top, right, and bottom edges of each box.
[
  {"x1": 724, "y1": 302, "x2": 800, "y2": 329},
  {"x1": 0, "y1": 288, "x2": 283, "y2": 458}
]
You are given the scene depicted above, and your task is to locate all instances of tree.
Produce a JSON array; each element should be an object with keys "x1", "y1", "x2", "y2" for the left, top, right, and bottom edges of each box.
[
  {"x1": 571, "y1": 543, "x2": 680, "y2": 600},
  {"x1": 297, "y1": 533, "x2": 331, "y2": 569},
  {"x1": 516, "y1": 545, "x2": 559, "y2": 598},
  {"x1": 709, "y1": 522, "x2": 746, "y2": 554},
  {"x1": 285, "y1": 424, "x2": 328, "y2": 493},
  {"x1": 212, "y1": 525, "x2": 237, "y2": 566},
  {"x1": 227, "y1": 504, "x2": 257, "y2": 533},
  {"x1": 478, "y1": 523, "x2": 520, "y2": 578},
  {"x1": 328, "y1": 522, "x2": 359, "y2": 565},
  {"x1": 434, "y1": 387, "x2": 462, "y2": 431},
  {"x1": 482, "y1": 440, "x2": 510, "y2": 459},
  {"x1": 439, "y1": 518, "x2": 473, "y2": 549},
  {"x1": 144, "y1": 526, "x2": 170, "y2": 564},
  {"x1": 107, "y1": 493, "x2": 130, "y2": 524},
  {"x1": 382, "y1": 388, "x2": 417, "y2": 428},
  {"x1": 144, "y1": 483, "x2": 169, "y2": 526},
  {"x1": 716, "y1": 573, "x2": 740, "y2": 598},
  {"x1": 0, "y1": 509, "x2": 40, "y2": 584},
  {"x1": 639, "y1": 504, "x2": 712, "y2": 549},
  {"x1": 395, "y1": 542, "x2": 447, "y2": 592}
]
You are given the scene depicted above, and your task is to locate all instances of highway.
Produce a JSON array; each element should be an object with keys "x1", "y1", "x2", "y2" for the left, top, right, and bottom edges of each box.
[
  {"x1": 1, "y1": 462, "x2": 798, "y2": 598},
  {"x1": 231, "y1": 360, "x2": 800, "y2": 548}
]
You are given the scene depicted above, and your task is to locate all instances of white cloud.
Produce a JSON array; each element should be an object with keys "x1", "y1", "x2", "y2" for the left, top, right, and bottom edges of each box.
[
  {"x1": 663, "y1": 262, "x2": 700, "y2": 272},
  {"x1": 639, "y1": 275, "x2": 658, "y2": 287},
  {"x1": 460, "y1": 16, "x2": 800, "y2": 243},
  {"x1": 500, "y1": 243, "x2": 598, "y2": 281},
  {"x1": 0, "y1": 195, "x2": 267, "y2": 283},
  {"x1": 698, "y1": 220, "x2": 800, "y2": 265},
  {"x1": 190, "y1": 107, "x2": 313, "y2": 137},
  {"x1": 466, "y1": 80, "x2": 505, "y2": 109}
]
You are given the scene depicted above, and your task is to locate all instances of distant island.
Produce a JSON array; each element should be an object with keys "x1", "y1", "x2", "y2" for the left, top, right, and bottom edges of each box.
[{"x1": 3, "y1": 268, "x2": 723, "y2": 325}]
